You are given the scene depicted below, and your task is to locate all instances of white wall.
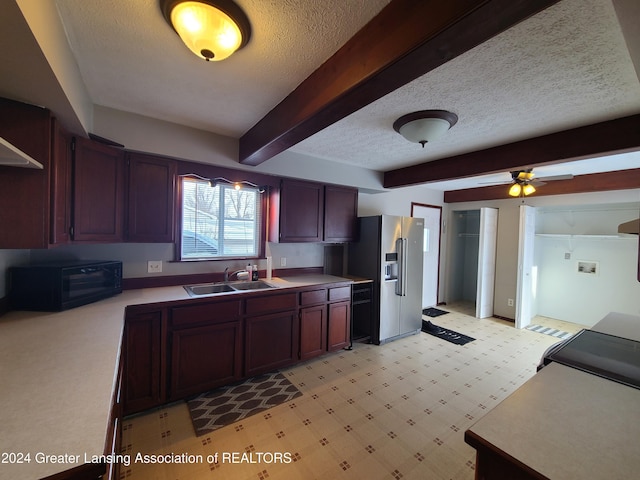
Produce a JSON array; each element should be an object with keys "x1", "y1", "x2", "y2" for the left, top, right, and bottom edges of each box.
[
  {"x1": 533, "y1": 202, "x2": 640, "y2": 325},
  {"x1": 357, "y1": 185, "x2": 444, "y2": 216},
  {"x1": 93, "y1": 106, "x2": 385, "y2": 193},
  {"x1": 22, "y1": 242, "x2": 323, "y2": 280},
  {"x1": 535, "y1": 236, "x2": 639, "y2": 325},
  {"x1": 445, "y1": 189, "x2": 640, "y2": 321}
]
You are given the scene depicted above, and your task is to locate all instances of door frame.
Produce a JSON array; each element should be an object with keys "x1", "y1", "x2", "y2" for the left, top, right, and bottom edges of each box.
[
  {"x1": 516, "y1": 205, "x2": 536, "y2": 329},
  {"x1": 411, "y1": 202, "x2": 442, "y2": 306},
  {"x1": 476, "y1": 207, "x2": 498, "y2": 319}
]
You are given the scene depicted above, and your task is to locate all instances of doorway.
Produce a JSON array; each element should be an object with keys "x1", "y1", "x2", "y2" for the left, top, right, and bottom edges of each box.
[
  {"x1": 447, "y1": 208, "x2": 498, "y2": 318},
  {"x1": 411, "y1": 203, "x2": 442, "y2": 308}
]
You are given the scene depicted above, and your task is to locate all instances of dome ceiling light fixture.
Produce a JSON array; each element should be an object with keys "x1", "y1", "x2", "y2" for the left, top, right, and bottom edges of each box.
[
  {"x1": 393, "y1": 110, "x2": 458, "y2": 148},
  {"x1": 160, "y1": 0, "x2": 251, "y2": 62}
]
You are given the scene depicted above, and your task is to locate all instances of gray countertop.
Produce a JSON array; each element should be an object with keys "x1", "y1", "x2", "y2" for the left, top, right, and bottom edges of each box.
[
  {"x1": 465, "y1": 311, "x2": 640, "y2": 480},
  {"x1": 0, "y1": 274, "x2": 352, "y2": 480}
]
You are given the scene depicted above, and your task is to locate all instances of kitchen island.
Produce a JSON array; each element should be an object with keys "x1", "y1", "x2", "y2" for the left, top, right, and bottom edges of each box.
[
  {"x1": 464, "y1": 312, "x2": 640, "y2": 480},
  {"x1": 0, "y1": 274, "x2": 352, "y2": 480}
]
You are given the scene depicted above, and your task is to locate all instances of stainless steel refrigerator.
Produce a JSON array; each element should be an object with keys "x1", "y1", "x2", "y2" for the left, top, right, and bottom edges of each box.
[{"x1": 348, "y1": 215, "x2": 424, "y2": 345}]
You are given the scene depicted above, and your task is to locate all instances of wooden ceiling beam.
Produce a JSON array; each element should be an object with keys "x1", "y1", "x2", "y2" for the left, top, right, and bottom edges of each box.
[
  {"x1": 239, "y1": 0, "x2": 561, "y2": 166},
  {"x1": 443, "y1": 168, "x2": 640, "y2": 203},
  {"x1": 384, "y1": 114, "x2": 640, "y2": 188}
]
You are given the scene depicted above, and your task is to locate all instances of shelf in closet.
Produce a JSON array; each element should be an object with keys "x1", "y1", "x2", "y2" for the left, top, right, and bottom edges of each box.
[{"x1": 535, "y1": 233, "x2": 636, "y2": 240}]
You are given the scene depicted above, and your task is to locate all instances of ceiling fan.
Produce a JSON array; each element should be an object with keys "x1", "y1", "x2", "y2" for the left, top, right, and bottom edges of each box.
[{"x1": 482, "y1": 168, "x2": 574, "y2": 197}]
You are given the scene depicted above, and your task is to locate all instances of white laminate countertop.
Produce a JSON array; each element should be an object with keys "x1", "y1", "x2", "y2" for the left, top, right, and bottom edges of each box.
[{"x1": 0, "y1": 275, "x2": 353, "y2": 480}]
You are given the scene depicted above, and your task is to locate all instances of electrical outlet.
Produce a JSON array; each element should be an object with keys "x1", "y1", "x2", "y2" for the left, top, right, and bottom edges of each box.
[
  {"x1": 564, "y1": 252, "x2": 571, "y2": 260},
  {"x1": 147, "y1": 260, "x2": 162, "y2": 273},
  {"x1": 507, "y1": 298, "x2": 514, "y2": 307},
  {"x1": 280, "y1": 257, "x2": 287, "y2": 267}
]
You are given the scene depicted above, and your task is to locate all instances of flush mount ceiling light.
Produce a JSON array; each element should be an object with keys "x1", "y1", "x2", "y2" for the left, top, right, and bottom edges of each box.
[
  {"x1": 160, "y1": 0, "x2": 251, "y2": 61},
  {"x1": 393, "y1": 110, "x2": 458, "y2": 148}
]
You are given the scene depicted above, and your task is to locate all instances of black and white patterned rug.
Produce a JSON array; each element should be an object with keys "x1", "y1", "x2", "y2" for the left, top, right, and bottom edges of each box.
[
  {"x1": 187, "y1": 372, "x2": 302, "y2": 436},
  {"x1": 421, "y1": 320, "x2": 475, "y2": 345},
  {"x1": 525, "y1": 324, "x2": 573, "y2": 339},
  {"x1": 422, "y1": 307, "x2": 449, "y2": 317}
]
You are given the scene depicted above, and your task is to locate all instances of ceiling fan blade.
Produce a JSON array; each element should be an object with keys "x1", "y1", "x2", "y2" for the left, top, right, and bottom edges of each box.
[
  {"x1": 535, "y1": 174, "x2": 574, "y2": 181},
  {"x1": 530, "y1": 180, "x2": 547, "y2": 186},
  {"x1": 477, "y1": 180, "x2": 512, "y2": 185}
]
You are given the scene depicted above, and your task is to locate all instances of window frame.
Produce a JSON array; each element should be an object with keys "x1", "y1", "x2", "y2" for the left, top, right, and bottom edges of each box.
[{"x1": 176, "y1": 176, "x2": 267, "y2": 262}]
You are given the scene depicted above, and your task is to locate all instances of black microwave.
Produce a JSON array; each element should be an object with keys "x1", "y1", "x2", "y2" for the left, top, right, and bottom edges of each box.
[{"x1": 9, "y1": 260, "x2": 123, "y2": 311}]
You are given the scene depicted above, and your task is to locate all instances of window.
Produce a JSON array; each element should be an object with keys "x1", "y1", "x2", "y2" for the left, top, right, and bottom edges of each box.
[{"x1": 180, "y1": 177, "x2": 262, "y2": 260}]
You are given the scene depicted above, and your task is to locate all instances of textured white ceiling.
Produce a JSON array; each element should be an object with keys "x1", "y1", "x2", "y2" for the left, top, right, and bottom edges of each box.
[
  {"x1": 54, "y1": 0, "x2": 391, "y2": 137},
  {"x1": 289, "y1": 0, "x2": 640, "y2": 171},
  {"x1": 49, "y1": 0, "x2": 640, "y2": 190}
]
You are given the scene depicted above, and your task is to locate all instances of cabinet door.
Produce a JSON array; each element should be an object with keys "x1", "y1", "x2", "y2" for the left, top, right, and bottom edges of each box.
[
  {"x1": 245, "y1": 311, "x2": 298, "y2": 377},
  {"x1": 300, "y1": 305, "x2": 327, "y2": 361},
  {"x1": 123, "y1": 310, "x2": 164, "y2": 415},
  {"x1": 170, "y1": 321, "x2": 243, "y2": 400},
  {"x1": 72, "y1": 136, "x2": 125, "y2": 242},
  {"x1": 0, "y1": 98, "x2": 52, "y2": 248},
  {"x1": 328, "y1": 300, "x2": 351, "y2": 352},
  {"x1": 279, "y1": 179, "x2": 324, "y2": 242},
  {"x1": 126, "y1": 153, "x2": 177, "y2": 242},
  {"x1": 50, "y1": 121, "x2": 73, "y2": 244},
  {"x1": 324, "y1": 185, "x2": 358, "y2": 242}
]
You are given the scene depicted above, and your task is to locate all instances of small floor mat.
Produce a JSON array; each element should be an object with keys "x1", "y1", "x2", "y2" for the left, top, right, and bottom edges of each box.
[
  {"x1": 187, "y1": 372, "x2": 302, "y2": 436},
  {"x1": 526, "y1": 324, "x2": 573, "y2": 340},
  {"x1": 421, "y1": 320, "x2": 475, "y2": 345},
  {"x1": 422, "y1": 307, "x2": 449, "y2": 317}
]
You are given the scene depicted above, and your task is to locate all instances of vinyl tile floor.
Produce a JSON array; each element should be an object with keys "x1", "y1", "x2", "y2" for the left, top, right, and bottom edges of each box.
[{"x1": 118, "y1": 304, "x2": 583, "y2": 480}]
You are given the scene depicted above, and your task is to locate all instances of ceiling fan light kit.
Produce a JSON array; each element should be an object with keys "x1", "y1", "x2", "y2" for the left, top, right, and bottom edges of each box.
[
  {"x1": 508, "y1": 169, "x2": 537, "y2": 197},
  {"x1": 393, "y1": 110, "x2": 458, "y2": 147},
  {"x1": 160, "y1": 0, "x2": 251, "y2": 61}
]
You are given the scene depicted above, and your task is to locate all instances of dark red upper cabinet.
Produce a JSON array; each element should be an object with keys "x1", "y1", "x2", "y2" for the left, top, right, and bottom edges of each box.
[
  {"x1": 126, "y1": 152, "x2": 177, "y2": 243},
  {"x1": 276, "y1": 179, "x2": 325, "y2": 242},
  {"x1": 271, "y1": 179, "x2": 358, "y2": 243},
  {"x1": 0, "y1": 97, "x2": 72, "y2": 249},
  {"x1": 324, "y1": 185, "x2": 358, "y2": 242},
  {"x1": 72, "y1": 136, "x2": 125, "y2": 242}
]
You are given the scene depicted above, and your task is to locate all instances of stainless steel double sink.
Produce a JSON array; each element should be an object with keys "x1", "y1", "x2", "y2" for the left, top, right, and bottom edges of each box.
[{"x1": 184, "y1": 280, "x2": 274, "y2": 297}]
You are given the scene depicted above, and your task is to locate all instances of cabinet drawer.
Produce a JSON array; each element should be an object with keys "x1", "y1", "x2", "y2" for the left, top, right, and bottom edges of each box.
[
  {"x1": 300, "y1": 289, "x2": 327, "y2": 306},
  {"x1": 329, "y1": 286, "x2": 351, "y2": 302},
  {"x1": 171, "y1": 299, "x2": 241, "y2": 328},
  {"x1": 245, "y1": 293, "x2": 297, "y2": 315}
]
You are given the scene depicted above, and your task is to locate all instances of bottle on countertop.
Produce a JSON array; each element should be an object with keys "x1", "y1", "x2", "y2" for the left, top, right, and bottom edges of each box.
[
  {"x1": 246, "y1": 263, "x2": 252, "y2": 280},
  {"x1": 266, "y1": 256, "x2": 272, "y2": 279},
  {"x1": 252, "y1": 264, "x2": 259, "y2": 281}
]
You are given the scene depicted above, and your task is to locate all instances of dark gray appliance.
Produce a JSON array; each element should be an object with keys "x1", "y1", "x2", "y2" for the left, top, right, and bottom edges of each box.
[
  {"x1": 540, "y1": 329, "x2": 640, "y2": 390},
  {"x1": 9, "y1": 260, "x2": 123, "y2": 311}
]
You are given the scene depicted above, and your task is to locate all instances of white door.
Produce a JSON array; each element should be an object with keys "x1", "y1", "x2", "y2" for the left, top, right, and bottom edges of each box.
[
  {"x1": 476, "y1": 207, "x2": 498, "y2": 318},
  {"x1": 516, "y1": 205, "x2": 536, "y2": 329},
  {"x1": 411, "y1": 204, "x2": 442, "y2": 308}
]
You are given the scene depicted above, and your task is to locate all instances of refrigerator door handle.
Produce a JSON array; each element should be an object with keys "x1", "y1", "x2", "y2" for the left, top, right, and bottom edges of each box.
[
  {"x1": 395, "y1": 238, "x2": 408, "y2": 296},
  {"x1": 401, "y1": 238, "x2": 408, "y2": 296},
  {"x1": 395, "y1": 238, "x2": 403, "y2": 296}
]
